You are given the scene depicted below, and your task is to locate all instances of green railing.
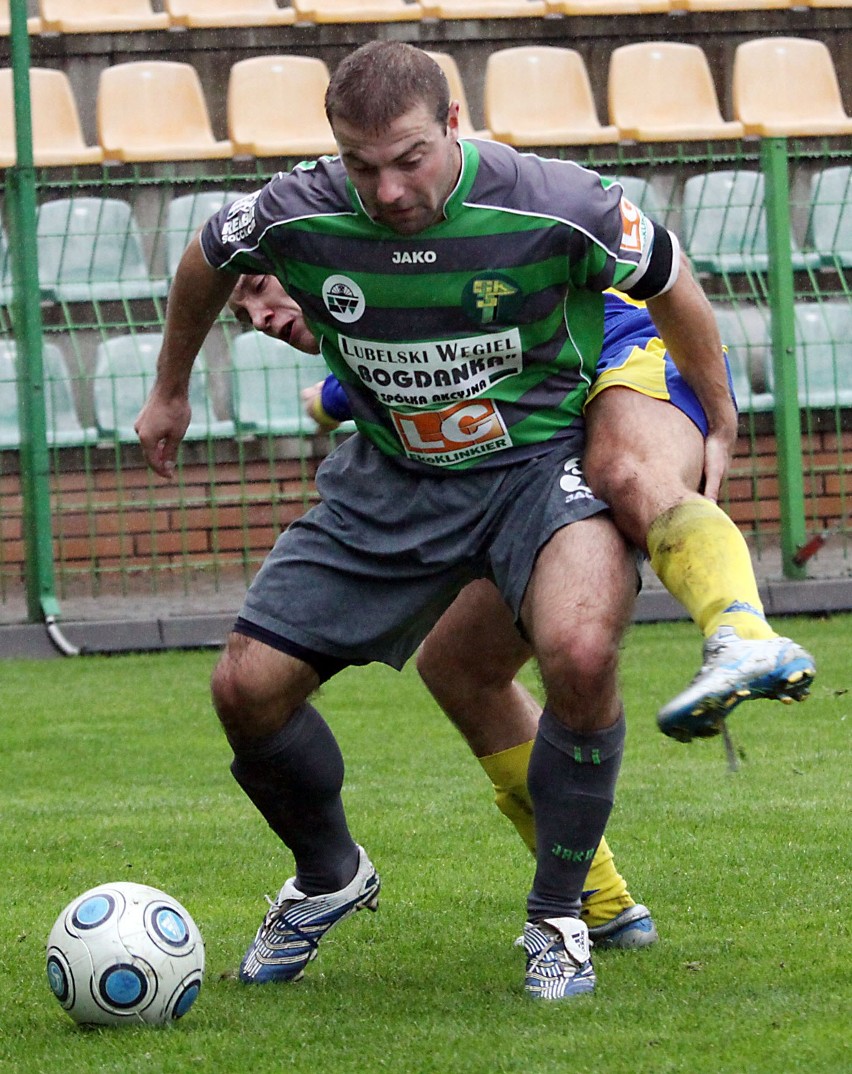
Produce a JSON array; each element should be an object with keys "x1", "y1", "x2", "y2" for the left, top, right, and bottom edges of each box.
[{"x1": 0, "y1": 47, "x2": 849, "y2": 624}]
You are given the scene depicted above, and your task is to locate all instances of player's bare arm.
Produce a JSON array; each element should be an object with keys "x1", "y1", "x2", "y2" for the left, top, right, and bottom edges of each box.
[
  {"x1": 135, "y1": 241, "x2": 237, "y2": 479},
  {"x1": 645, "y1": 251, "x2": 737, "y2": 502}
]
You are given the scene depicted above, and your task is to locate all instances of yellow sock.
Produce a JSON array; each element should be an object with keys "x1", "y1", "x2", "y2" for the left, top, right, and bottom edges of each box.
[
  {"x1": 479, "y1": 740, "x2": 634, "y2": 927},
  {"x1": 647, "y1": 499, "x2": 777, "y2": 640}
]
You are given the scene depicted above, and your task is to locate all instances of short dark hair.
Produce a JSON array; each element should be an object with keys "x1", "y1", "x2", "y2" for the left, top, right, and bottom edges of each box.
[{"x1": 325, "y1": 42, "x2": 450, "y2": 132}]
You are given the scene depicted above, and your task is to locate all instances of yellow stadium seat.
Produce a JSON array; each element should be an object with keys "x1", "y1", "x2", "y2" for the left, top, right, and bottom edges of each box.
[
  {"x1": 292, "y1": 0, "x2": 422, "y2": 20},
  {"x1": 39, "y1": 0, "x2": 169, "y2": 33},
  {"x1": 0, "y1": 0, "x2": 42, "y2": 33},
  {"x1": 424, "y1": 51, "x2": 490, "y2": 139},
  {"x1": 420, "y1": 0, "x2": 545, "y2": 17},
  {"x1": 228, "y1": 56, "x2": 335, "y2": 158},
  {"x1": 609, "y1": 42, "x2": 744, "y2": 141},
  {"x1": 732, "y1": 37, "x2": 852, "y2": 137},
  {"x1": 484, "y1": 46, "x2": 618, "y2": 147},
  {"x1": 546, "y1": 0, "x2": 668, "y2": 13},
  {"x1": 0, "y1": 68, "x2": 103, "y2": 167},
  {"x1": 164, "y1": 0, "x2": 295, "y2": 27},
  {"x1": 98, "y1": 61, "x2": 233, "y2": 162},
  {"x1": 671, "y1": 0, "x2": 788, "y2": 9}
]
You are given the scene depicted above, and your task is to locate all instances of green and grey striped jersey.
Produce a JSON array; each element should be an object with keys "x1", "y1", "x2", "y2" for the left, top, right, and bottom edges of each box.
[{"x1": 202, "y1": 139, "x2": 678, "y2": 471}]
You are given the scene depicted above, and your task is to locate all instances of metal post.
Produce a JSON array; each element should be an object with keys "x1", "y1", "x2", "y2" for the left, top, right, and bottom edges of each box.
[
  {"x1": 761, "y1": 137, "x2": 806, "y2": 580},
  {"x1": 7, "y1": 0, "x2": 63, "y2": 623}
]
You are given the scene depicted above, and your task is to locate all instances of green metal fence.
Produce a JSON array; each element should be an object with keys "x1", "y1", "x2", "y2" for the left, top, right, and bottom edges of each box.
[{"x1": 0, "y1": 25, "x2": 850, "y2": 627}]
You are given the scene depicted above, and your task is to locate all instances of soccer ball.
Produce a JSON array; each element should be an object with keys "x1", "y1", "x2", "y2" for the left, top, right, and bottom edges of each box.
[{"x1": 46, "y1": 881, "x2": 205, "y2": 1027}]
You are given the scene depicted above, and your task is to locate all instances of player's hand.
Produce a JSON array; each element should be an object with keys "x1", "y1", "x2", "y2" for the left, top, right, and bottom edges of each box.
[
  {"x1": 301, "y1": 382, "x2": 340, "y2": 432},
  {"x1": 702, "y1": 419, "x2": 737, "y2": 503},
  {"x1": 134, "y1": 389, "x2": 192, "y2": 480}
]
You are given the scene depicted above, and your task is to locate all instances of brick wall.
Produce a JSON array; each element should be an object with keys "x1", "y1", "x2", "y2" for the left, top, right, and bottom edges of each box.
[{"x1": 0, "y1": 423, "x2": 849, "y2": 597}]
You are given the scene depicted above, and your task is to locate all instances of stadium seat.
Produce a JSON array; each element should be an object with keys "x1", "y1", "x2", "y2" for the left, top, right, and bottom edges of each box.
[
  {"x1": 0, "y1": 68, "x2": 103, "y2": 167},
  {"x1": 231, "y1": 330, "x2": 329, "y2": 437},
  {"x1": 608, "y1": 42, "x2": 744, "y2": 141},
  {"x1": 732, "y1": 38, "x2": 852, "y2": 137},
  {"x1": 38, "y1": 0, "x2": 169, "y2": 33},
  {"x1": 0, "y1": 339, "x2": 98, "y2": 448},
  {"x1": 166, "y1": 189, "x2": 243, "y2": 278},
  {"x1": 546, "y1": 0, "x2": 667, "y2": 14},
  {"x1": 711, "y1": 303, "x2": 774, "y2": 413},
  {"x1": 484, "y1": 47, "x2": 618, "y2": 147},
  {"x1": 599, "y1": 175, "x2": 668, "y2": 220},
  {"x1": 807, "y1": 165, "x2": 852, "y2": 269},
  {"x1": 420, "y1": 0, "x2": 545, "y2": 18},
  {"x1": 292, "y1": 0, "x2": 422, "y2": 21},
  {"x1": 94, "y1": 333, "x2": 233, "y2": 442},
  {"x1": 227, "y1": 56, "x2": 336, "y2": 159},
  {"x1": 670, "y1": 0, "x2": 789, "y2": 10},
  {"x1": 164, "y1": 0, "x2": 295, "y2": 27},
  {"x1": 425, "y1": 51, "x2": 489, "y2": 139},
  {"x1": 0, "y1": 1, "x2": 42, "y2": 33},
  {"x1": 794, "y1": 302, "x2": 852, "y2": 409},
  {"x1": 97, "y1": 61, "x2": 233, "y2": 163},
  {"x1": 36, "y1": 197, "x2": 168, "y2": 302},
  {"x1": 681, "y1": 170, "x2": 820, "y2": 275}
]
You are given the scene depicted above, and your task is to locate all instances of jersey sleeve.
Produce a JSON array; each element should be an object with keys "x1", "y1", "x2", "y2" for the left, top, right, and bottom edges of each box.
[
  {"x1": 567, "y1": 171, "x2": 679, "y2": 301},
  {"x1": 199, "y1": 183, "x2": 280, "y2": 275}
]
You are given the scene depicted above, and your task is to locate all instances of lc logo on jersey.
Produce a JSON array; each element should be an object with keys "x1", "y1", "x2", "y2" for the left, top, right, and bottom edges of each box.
[
  {"x1": 391, "y1": 399, "x2": 512, "y2": 465},
  {"x1": 322, "y1": 275, "x2": 366, "y2": 323},
  {"x1": 462, "y1": 273, "x2": 523, "y2": 327}
]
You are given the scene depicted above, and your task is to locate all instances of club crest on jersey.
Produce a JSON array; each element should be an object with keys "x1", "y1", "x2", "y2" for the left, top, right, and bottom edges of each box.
[
  {"x1": 462, "y1": 273, "x2": 523, "y2": 327},
  {"x1": 322, "y1": 274, "x2": 366, "y2": 323}
]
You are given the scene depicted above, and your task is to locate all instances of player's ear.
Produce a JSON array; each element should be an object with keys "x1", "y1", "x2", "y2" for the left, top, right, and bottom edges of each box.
[{"x1": 446, "y1": 101, "x2": 461, "y2": 138}]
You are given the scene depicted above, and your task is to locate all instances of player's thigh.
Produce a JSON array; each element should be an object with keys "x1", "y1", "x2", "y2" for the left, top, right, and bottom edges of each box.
[
  {"x1": 586, "y1": 386, "x2": 705, "y2": 493},
  {"x1": 418, "y1": 579, "x2": 532, "y2": 691},
  {"x1": 585, "y1": 387, "x2": 705, "y2": 550}
]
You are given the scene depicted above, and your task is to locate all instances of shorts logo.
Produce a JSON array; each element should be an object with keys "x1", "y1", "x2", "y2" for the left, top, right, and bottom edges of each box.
[
  {"x1": 322, "y1": 275, "x2": 366, "y2": 323},
  {"x1": 559, "y1": 458, "x2": 594, "y2": 504},
  {"x1": 462, "y1": 272, "x2": 523, "y2": 327},
  {"x1": 391, "y1": 399, "x2": 511, "y2": 466}
]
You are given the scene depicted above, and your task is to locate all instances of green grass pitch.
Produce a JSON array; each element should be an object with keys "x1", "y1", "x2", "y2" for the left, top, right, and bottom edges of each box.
[{"x1": 0, "y1": 615, "x2": 849, "y2": 1074}]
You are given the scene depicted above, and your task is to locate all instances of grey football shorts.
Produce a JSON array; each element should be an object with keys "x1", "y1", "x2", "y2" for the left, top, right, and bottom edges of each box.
[{"x1": 236, "y1": 431, "x2": 610, "y2": 674}]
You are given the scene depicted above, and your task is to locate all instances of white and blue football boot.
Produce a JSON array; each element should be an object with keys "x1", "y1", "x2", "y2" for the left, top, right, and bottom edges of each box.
[
  {"x1": 239, "y1": 845, "x2": 380, "y2": 984},
  {"x1": 517, "y1": 917, "x2": 596, "y2": 1000},
  {"x1": 657, "y1": 628, "x2": 816, "y2": 743},
  {"x1": 588, "y1": 903, "x2": 659, "y2": 950}
]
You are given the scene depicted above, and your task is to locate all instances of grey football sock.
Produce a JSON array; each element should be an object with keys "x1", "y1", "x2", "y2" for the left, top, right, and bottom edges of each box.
[
  {"x1": 230, "y1": 702, "x2": 359, "y2": 895},
  {"x1": 526, "y1": 706, "x2": 625, "y2": 922}
]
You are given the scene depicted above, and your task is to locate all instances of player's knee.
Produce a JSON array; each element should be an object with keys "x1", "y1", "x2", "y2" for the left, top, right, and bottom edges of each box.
[{"x1": 537, "y1": 623, "x2": 620, "y2": 697}]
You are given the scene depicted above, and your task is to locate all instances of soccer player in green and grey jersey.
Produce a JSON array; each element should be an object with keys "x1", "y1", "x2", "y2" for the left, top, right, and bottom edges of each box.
[
  {"x1": 200, "y1": 137, "x2": 677, "y2": 471},
  {"x1": 140, "y1": 42, "x2": 812, "y2": 1004}
]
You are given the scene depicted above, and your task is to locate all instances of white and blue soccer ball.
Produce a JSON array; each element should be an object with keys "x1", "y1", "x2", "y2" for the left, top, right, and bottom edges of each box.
[{"x1": 46, "y1": 881, "x2": 205, "y2": 1027}]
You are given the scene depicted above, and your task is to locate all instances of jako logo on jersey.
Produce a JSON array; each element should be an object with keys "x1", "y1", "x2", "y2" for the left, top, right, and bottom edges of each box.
[
  {"x1": 392, "y1": 250, "x2": 437, "y2": 264},
  {"x1": 559, "y1": 458, "x2": 594, "y2": 504},
  {"x1": 322, "y1": 275, "x2": 366, "y2": 323},
  {"x1": 462, "y1": 273, "x2": 523, "y2": 327}
]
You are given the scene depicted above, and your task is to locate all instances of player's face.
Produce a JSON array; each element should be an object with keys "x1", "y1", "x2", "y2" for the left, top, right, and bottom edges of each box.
[
  {"x1": 229, "y1": 275, "x2": 320, "y2": 354},
  {"x1": 333, "y1": 101, "x2": 462, "y2": 235}
]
